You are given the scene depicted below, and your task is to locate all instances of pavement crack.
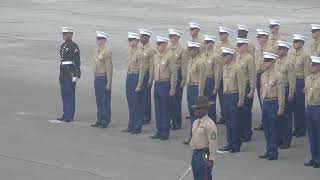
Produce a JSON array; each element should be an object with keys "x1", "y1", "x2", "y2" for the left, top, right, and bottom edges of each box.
[{"x1": 0, "y1": 153, "x2": 118, "y2": 180}]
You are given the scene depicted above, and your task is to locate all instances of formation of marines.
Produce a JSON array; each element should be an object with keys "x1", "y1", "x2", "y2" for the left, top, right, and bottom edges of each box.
[{"x1": 56, "y1": 20, "x2": 320, "y2": 179}]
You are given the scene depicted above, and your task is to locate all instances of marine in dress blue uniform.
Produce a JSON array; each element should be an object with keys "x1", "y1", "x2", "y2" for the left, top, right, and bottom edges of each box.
[{"x1": 57, "y1": 27, "x2": 81, "y2": 122}]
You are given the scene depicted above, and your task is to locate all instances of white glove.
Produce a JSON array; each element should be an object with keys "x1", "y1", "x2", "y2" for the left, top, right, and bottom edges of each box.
[{"x1": 72, "y1": 77, "x2": 78, "y2": 82}]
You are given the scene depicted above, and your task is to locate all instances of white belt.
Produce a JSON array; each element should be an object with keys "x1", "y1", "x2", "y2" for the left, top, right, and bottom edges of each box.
[{"x1": 61, "y1": 61, "x2": 73, "y2": 65}]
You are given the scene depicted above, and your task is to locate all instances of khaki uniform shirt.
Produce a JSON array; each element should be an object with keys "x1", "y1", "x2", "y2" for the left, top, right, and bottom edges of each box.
[
  {"x1": 255, "y1": 45, "x2": 267, "y2": 73},
  {"x1": 186, "y1": 55, "x2": 206, "y2": 96},
  {"x1": 214, "y1": 40, "x2": 233, "y2": 57},
  {"x1": 305, "y1": 72, "x2": 320, "y2": 105},
  {"x1": 266, "y1": 34, "x2": 281, "y2": 53},
  {"x1": 127, "y1": 47, "x2": 145, "y2": 89},
  {"x1": 93, "y1": 47, "x2": 113, "y2": 84},
  {"x1": 311, "y1": 40, "x2": 320, "y2": 56},
  {"x1": 138, "y1": 43, "x2": 157, "y2": 76},
  {"x1": 289, "y1": 48, "x2": 311, "y2": 79},
  {"x1": 248, "y1": 42, "x2": 256, "y2": 59},
  {"x1": 149, "y1": 49, "x2": 177, "y2": 93},
  {"x1": 274, "y1": 55, "x2": 296, "y2": 97},
  {"x1": 168, "y1": 43, "x2": 188, "y2": 86},
  {"x1": 260, "y1": 69, "x2": 285, "y2": 112},
  {"x1": 190, "y1": 115, "x2": 217, "y2": 161},
  {"x1": 192, "y1": 36, "x2": 205, "y2": 54},
  {"x1": 235, "y1": 52, "x2": 256, "y2": 93},
  {"x1": 223, "y1": 61, "x2": 246, "y2": 102},
  {"x1": 201, "y1": 48, "x2": 223, "y2": 92}
]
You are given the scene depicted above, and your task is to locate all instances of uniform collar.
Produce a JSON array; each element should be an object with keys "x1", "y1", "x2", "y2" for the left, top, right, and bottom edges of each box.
[
  {"x1": 199, "y1": 115, "x2": 209, "y2": 122},
  {"x1": 193, "y1": 36, "x2": 201, "y2": 43},
  {"x1": 221, "y1": 40, "x2": 230, "y2": 47},
  {"x1": 278, "y1": 55, "x2": 288, "y2": 62},
  {"x1": 170, "y1": 43, "x2": 180, "y2": 50},
  {"x1": 294, "y1": 48, "x2": 303, "y2": 56},
  {"x1": 205, "y1": 48, "x2": 214, "y2": 55},
  {"x1": 142, "y1": 42, "x2": 150, "y2": 49}
]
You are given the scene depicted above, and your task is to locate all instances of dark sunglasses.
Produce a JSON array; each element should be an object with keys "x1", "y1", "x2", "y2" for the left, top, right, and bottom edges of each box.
[
  {"x1": 312, "y1": 63, "x2": 320, "y2": 66},
  {"x1": 277, "y1": 46, "x2": 287, "y2": 50},
  {"x1": 269, "y1": 25, "x2": 278, "y2": 28},
  {"x1": 169, "y1": 34, "x2": 177, "y2": 38},
  {"x1": 237, "y1": 43, "x2": 245, "y2": 47},
  {"x1": 128, "y1": 38, "x2": 137, "y2": 42},
  {"x1": 203, "y1": 40, "x2": 213, "y2": 44},
  {"x1": 293, "y1": 40, "x2": 303, "y2": 44},
  {"x1": 311, "y1": 29, "x2": 320, "y2": 33},
  {"x1": 219, "y1": 32, "x2": 227, "y2": 36},
  {"x1": 96, "y1": 37, "x2": 106, "y2": 40},
  {"x1": 156, "y1": 42, "x2": 166, "y2": 46},
  {"x1": 222, "y1": 53, "x2": 230, "y2": 57}
]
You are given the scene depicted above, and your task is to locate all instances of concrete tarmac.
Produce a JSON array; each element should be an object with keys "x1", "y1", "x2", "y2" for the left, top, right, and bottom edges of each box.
[{"x1": 0, "y1": 0, "x2": 319, "y2": 179}]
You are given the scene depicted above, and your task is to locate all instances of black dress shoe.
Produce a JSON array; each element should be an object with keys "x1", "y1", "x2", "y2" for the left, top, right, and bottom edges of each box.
[
  {"x1": 219, "y1": 144, "x2": 231, "y2": 152},
  {"x1": 279, "y1": 145, "x2": 290, "y2": 149},
  {"x1": 160, "y1": 136, "x2": 169, "y2": 141},
  {"x1": 150, "y1": 134, "x2": 161, "y2": 139},
  {"x1": 131, "y1": 130, "x2": 141, "y2": 134},
  {"x1": 90, "y1": 123, "x2": 100, "y2": 127},
  {"x1": 229, "y1": 149, "x2": 240, "y2": 153},
  {"x1": 254, "y1": 124, "x2": 263, "y2": 131},
  {"x1": 266, "y1": 156, "x2": 278, "y2": 161},
  {"x1": 56, "y1": 117, "x2": 65, "y2": 121},
  {"x1": 64, "y1": 119, "x2": 74, "y2": 122},
  {"x1": 98, "y1": 124, "x2": 109, "y2": 129},
  {"x1": 258, "y1": 153, "x2": 269, "y2": 159},
  {"x1": 295, "y1": 133, "x2": 306, "y2": 138},
  {"x1": 216, "y1": 117, "x2": 225, "y2": 125},
  {"x1": 121, "y1": 128, "x2": 131, "y2": 133},
  {"x1": 292, "y1": 130, "x2": 297, "y2": 136},
  {"x1": 183, "y1": 139, "x2": 191, "y2": 145},
  {"x1": 313, "y1": 164, "x2": 320, "y2": 168},
  {"x1": 304, "y1": 161, "x2": 314, "y2": 167}
]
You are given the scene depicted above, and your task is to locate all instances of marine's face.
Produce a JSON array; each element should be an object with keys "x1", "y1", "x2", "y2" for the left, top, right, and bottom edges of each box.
[
  {"x1": 262, "y1": 61, "x2": 273, "y2": 71},
  {"x1": 195, "y1": 107, "x2": 209, "y2": 119},
  {"x1": 222, "y1": 53, "x2": 233, "y2": 64},
  {"x1": 190, "y1": 28, "x2": 200, "y2": 37},
  {"x1": 312, "y1": 30, "x2": 320, "y2": 40},
  {"x1": 270, "y1": 25, "x2": 279, "y2": 34},
  {"x1": 188, "y1": 47, "x2": 199, "y2": 57},
  {"x1": 156, "y1": 42, "x2": 167, "y2": 53},
  {"x1": 293, "y1": 40, "x2": 304, "y2": 50},
  {"x1": 204, "y1": 41, "x2": 214, "y2": 49},
  {"x1": 140, "y1": 35, "x2": 150, "y2": 44},
  {"x1": 63, "y1": 32, "x2": 73, "y2": 41},
  {"x1": 96, "y1": 37, "x2": 106, "y2": 46},
  {"x1": 238, "y1": 30, "x2": 248, "y2": 38},
  {"x1": 277, "y1": 46, "x2": 288, "y2": 56},
  {"x1": 128, "y1": 39, "x2": 139, "y2": 47},
  {"x1": 311, "y1": 63, "x2": 320, "y2": 73},
  {"x1": 219, "y1": 33, "x2": 228, "y2": 42},
  {"x1": 257, "y1": 35, "x2": 268, "y2": 45},
  {"x1": 169, "y1": 34, "x2": 179, "y2": 43}
]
